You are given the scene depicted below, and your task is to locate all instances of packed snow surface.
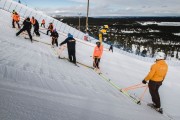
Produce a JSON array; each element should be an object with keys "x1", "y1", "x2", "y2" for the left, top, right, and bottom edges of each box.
[{"x1": 0, "y1": 9, "x2": 180, "y2": 120}]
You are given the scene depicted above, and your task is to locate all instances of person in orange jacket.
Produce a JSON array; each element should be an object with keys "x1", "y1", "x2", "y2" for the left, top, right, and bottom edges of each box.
[
  {"x1": 12, "y1": 12, "x2": 20, "y2": 28},
  {"x1": 142, "y1": 52, "x2": 168, "y2": 114},
  {"x1": 12, "y1": 10, "x2": 16, "y2": 28},
  {"x1": 93, "y1": 41, "x2": 103, "y2": 69},
  {"x1": 41, "y1": 19, "x2": 45, "y2": 28},
  {"x1": 30, "y1": 17, "x2": 40, "y2": 36},
  {"x1": 30, "y1": 17, "x2": 36, "y2": 25},
  {"x1": 47, "y1": 23, "x2": 53, "y2": 35}
]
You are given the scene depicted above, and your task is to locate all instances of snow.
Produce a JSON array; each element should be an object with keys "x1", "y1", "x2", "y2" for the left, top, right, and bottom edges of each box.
[
  {"x1": 0, "y1": 1, "x2": 180, "y2": 120},
  {"x1": 138, "y1": 21, "x2": 180, "y2": 26}
]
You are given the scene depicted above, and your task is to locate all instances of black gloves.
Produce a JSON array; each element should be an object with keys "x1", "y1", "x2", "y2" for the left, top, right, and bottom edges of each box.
[{"x1": 142, "y1": 80, "x2": 147, "y2": 84}]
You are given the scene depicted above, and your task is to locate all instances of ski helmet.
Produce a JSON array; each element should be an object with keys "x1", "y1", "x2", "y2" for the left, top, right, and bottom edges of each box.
[
  {"x1": 96, "y1": 41, "x2": 101, "y2": 46},
  {"x1": 156, "y1": 52, "x2": 165, "y2": 60},
  {"x1": 68, "y1": 33, "x2": 73, "y2": 38}
]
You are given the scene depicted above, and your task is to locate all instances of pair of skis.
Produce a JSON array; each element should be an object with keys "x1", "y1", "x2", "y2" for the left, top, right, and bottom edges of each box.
[{"x1": 147, "y1": 103, "x2": 174, "y2": 120}]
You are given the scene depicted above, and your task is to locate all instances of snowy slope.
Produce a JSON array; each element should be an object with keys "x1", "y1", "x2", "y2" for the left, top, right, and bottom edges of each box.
[{"x1": 0, "y1": 7, "x2": 180, "y2": 120}]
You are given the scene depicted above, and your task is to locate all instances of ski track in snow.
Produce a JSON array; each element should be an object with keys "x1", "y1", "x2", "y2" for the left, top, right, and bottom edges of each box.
[{"x1": 0, "y1": 8, "x2": 180, "y2": 120}]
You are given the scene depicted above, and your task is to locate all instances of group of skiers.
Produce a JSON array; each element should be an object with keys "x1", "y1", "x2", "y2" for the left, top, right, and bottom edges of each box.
[
  {"x1": 12, "y1": 10, "x2": 169, "y2": 114},
  {"x1": 13, "y1": 10, "x2": 41, "y2": 42}
]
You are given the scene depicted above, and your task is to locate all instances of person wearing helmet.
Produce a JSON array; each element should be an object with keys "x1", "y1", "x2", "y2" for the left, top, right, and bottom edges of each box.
[
  {"x1": 142, "y1": 52, "x2": 168, "y2": 114},
  {"x1": 50, "y1": 29, "x2": 59, "y2": 47},
  {"x1": 93, "y1": 41, "x2": 103, "y2": 69},
  {"x1": 16, "y1": 17, "x2": 33, "y2": 42},
  {"x1": 59, "y1": 33, "x2": 76, "y2": 64}
]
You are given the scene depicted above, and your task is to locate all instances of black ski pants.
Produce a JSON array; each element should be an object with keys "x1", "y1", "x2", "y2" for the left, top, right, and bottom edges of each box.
[
  {"x1": 93, "y1": 58, "x2": 100, "y2": 69},
  {"x1": 12, "y1": 20, "x2": 20, "y2": 28},
  {"x1": 47, "y1": 30, "x2": 51, "y2": 35},
  {"x1": 41, "y1": 23, "x2": 45, "y2": 28},
  {"x1": 68, "y1": 49, "x2": 76, "y2": 64},
  {"x1": 16, "y1": 28, "x2": 32, "y2": 41},
  {"x1": 109, "y1": 47, "x2": 113, "y2": 52},
  {"x1": 148, "y1": 80, "x2": 162, "y2": 108},
  {"x1": 52, "y1": 37, "x2": 58, "y2": 47},
  {"x1": 34, "y1": 27, "x2": 40, "y2": 36}
]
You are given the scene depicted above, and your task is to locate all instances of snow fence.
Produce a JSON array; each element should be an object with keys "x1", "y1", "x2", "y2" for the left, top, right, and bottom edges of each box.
[{"x1": 0, "y1": 0, "x2": 180, "y2": 66}]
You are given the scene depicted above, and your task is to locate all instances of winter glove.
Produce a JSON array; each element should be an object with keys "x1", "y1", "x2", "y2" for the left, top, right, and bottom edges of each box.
[{"x1": 142, "y1": 80, "x2": 147, "y2": 84}]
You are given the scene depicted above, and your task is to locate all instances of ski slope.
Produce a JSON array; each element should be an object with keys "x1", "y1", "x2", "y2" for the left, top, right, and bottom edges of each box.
[{"x1": 0, "y1": 6, "x2": 180, "y2": 120}]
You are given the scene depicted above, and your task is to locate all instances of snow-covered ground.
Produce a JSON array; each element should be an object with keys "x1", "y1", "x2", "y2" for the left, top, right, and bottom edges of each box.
[
  {"x1": 139, "y1": 21, "x2": 180, "y2": 26},
  {"x1": 0, "y1": 6, "x2": 180, "y2": 120}
]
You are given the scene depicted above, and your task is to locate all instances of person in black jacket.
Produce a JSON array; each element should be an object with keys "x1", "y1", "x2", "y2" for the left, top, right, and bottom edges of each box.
[
  {"x1": 51, "y1": 29, "x2": 59, "y2": 47},
  {"x1": 59, "y1": 33, "x2": 76, "y2": 64},
  {"x1": 109, "y1": 44, "x2": 113, "y2": 52},
  {"x1": 34, "y1": 19, "x2": 40, "y2": 36},
  {"x1": 16, "y1": 17, "x2": 32, "y2": 42},
  {"x1": 31, "y1": 17, "x2": 40, "y2": 36}
]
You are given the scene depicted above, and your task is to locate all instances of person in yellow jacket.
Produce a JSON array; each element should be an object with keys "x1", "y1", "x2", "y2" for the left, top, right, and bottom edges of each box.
[
  {"x1": 142, "y1": 52, "x2": 168, "y2": 113},
  {"x1": 12, "y1": 12, "x2": 20, "y2": 28},
  {"x1": 93, "y1": 41, "x2": 103, "y2": 69}
]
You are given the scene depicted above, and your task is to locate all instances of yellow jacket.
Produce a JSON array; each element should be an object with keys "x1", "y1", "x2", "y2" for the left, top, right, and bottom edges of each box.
[{"x1": 144, "y1": 60, "x2": 168, "y2": 82}]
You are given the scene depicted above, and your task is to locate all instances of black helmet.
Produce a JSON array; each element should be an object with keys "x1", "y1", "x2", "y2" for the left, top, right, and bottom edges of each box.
[
  {"x1": 26, "y1": 17, "x2": 30, "y2": 21},
  {"x1": 96, "y1": 41, "x2": 100, "y2": 44}
]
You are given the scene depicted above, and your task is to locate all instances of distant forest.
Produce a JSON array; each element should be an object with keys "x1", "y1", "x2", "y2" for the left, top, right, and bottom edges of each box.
[{"x1": 54, "y1": 16, "x2": 180, "y2": 59}]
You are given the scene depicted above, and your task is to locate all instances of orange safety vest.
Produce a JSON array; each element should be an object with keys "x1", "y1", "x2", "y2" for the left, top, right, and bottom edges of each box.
[
  {"x1": 13, "y1": 14, "x2": 20, "y2": 22},
  {"x1": 48, "y1": 24, "x2": 53, "y2": 31},
  {"x1": 93, "y1": 45, "x2": 103, "y2": 58},
  {"x1": 31, "y1": 18, "x2": 36, "y2": 25},
  {"x1": 42, "y1": 19, "x2": 45, "y2": 24},
  {"x1": 144, "y1": 60, "x2": 168, "y2": 82}
]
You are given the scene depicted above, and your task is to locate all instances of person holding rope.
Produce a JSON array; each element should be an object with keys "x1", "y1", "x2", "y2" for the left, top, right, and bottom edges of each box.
[
  {"x1": 47, "y1": 23, "x2": 53, "y2": 35},
  {"x1": 50, "y1": 29, "x2": 59, "y2": 47},
  {"x1": 41, "y1": 19, "x2": 45, "y2": 28},
  {"x1": 12, "y1": 12, "x2": 20, "y2": 29},
  {"x1": 93, "y1": 41, "x2": 103, "y2": 69},
  {"x1": 142, "y1": 52, "x2": 168, "y2": 113},
  {"x1": 31, "y1": 16, "x2": 40, "y2": 36},
  {"x1": 16, "y1": 17, "x2": 33, "y2": 42},
  {"x1": 59, "y1": 33, "x2": 76, "y2": 64}
]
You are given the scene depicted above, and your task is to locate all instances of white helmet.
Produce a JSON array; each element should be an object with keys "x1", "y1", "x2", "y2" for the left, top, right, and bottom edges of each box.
[{"x1": 156, "y1": 52, "x2": 165, "y2": 60}]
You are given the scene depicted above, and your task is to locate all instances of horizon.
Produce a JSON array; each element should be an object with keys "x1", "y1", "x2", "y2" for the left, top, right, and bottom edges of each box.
[{"x1": 13, "y1": 0, "x2": 180, "y2": 17}]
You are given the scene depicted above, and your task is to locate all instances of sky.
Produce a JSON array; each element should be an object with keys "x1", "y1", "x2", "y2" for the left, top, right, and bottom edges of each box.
[{"x1": 14, "y1": 0, "x2": 180, "y2": 16}]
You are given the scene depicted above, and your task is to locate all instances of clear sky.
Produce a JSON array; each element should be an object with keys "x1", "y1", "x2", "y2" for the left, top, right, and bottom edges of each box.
[{"x1": 14, "y1": 0, "x2": 180, "y2": 16}]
